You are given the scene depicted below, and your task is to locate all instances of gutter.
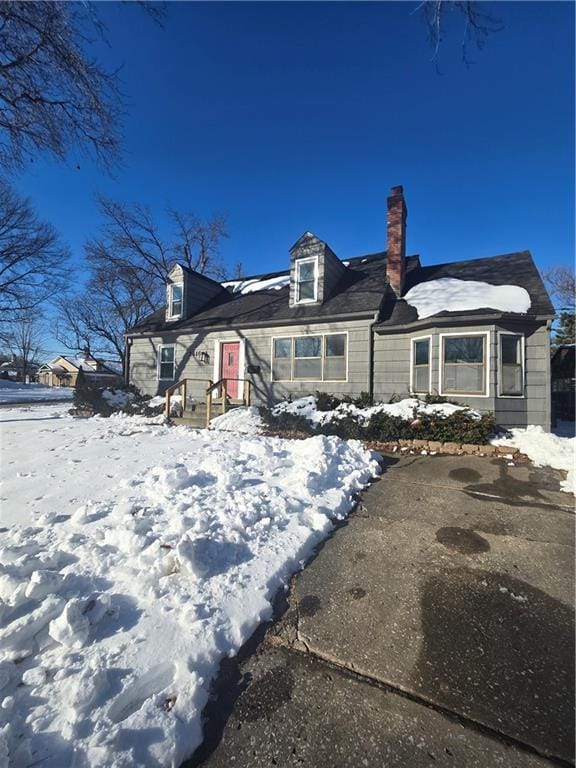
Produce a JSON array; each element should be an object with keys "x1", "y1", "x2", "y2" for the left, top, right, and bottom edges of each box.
[
  {"x1": 124, "y1": 311, "x2": 379, "y2": 339},
  {"x1": 373, "y1": 312, "x2": 556, "y2": 334},
  {"x1": 368, "y1": 312, "x2": 379, "y2": 403}
]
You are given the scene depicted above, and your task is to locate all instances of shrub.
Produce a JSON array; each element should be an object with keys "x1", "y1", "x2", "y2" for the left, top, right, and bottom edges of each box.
[
  {"x1": 315, "y1": 391, "x2": 343, "y2": 411},
  {"x1": 73, "y1": 368, "x2": 112, "y2": 416},
  {"x1": 259, "y1": 407, "x2": 314, "y2": 435},
  {"x1": 315, "y1": 415, "x2": 366, "y2": 440}
]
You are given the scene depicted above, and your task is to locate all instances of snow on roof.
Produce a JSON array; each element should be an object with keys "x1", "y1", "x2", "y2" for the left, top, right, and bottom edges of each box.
[
  {"x1": 222, "y1": 273, "x2": 290, "y2": 294},
  {"x1": 404, "y1": 278, "x2": 531, "y2": 319}
]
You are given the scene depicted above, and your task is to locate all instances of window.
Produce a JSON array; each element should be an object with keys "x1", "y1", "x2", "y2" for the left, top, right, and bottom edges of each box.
[
  {"x1": 411, "y1": 337, "x2": 431, "y2": 393},
  {"x1": 499, "y1": 334, "x2": 524, "y2": 396},
  {"x1": 441, "y1": 334, "x2": 487, "y2": 395},
  {"x1": 168, "y1": 283, "x2": 183, "y2": 318},
  {"x1": 158, "y1": 345, "x2": 175, "y2": 380},
  {"x1": 294, "y1": 336, "x2": 322, "y2": 379},
  {"x1": 272, "y1": 333, "x2": 347, "y2": 381},
  {"x1": 295, "y1": 258, "x2": 317, "y2": 303}
]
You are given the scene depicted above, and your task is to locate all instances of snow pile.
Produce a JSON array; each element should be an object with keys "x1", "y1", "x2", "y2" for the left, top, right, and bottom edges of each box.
[
  {"x1": 210, "y1": 405, "x2": 264, "y2": 434},
  {"x1": 404, "y1": 278, "x2": 531, "y2": 319},
  {"x1": 0, "y1": 381, "x2": 74, "y2": 404},
  {"x1": 0, "y1": 406, "x2": 380, "y2": 767},
  {"x1": 222, "y1": 274, "x2": 290, "y2": 294},
  {"x1": 101, "y1": 389, "x2": 135, "y2": 408},
  {"x1": 492, "y1": 425, "x2": 575, "y2": 494},
  {"x1": 272, "y1": 395, "x2": 480, "y2": 426}
]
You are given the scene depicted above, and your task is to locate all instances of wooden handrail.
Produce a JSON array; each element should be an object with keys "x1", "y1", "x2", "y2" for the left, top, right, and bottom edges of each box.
[{"x1": 164, "y1": 376, "x2": 252, "y2": 424}]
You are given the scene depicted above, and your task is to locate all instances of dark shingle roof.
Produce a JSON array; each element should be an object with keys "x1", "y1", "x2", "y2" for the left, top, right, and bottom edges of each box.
[
  {"x1": 128, "y1": 253, "x2": 403, "y2": 334},
  {"x1": 375, "y1": 250, "x2": 554, "y2": 330},
  {"x1": 127, "y1": 249, "x2": 553, "y2": 335}
]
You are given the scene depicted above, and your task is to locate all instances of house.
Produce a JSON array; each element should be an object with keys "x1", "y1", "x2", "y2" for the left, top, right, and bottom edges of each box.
[
  {"x1": 126, "y1": 186, "x2": 555, "y2": 429},
  {"x1": 551, "y1": 344, "x2": 575, "y2": 423},
  {"x1": 37, "y1": 355, "x2": 122, "y2": 388},
  {"x1": 0, "y1": 356, "x2": 39, "y2": 382}
]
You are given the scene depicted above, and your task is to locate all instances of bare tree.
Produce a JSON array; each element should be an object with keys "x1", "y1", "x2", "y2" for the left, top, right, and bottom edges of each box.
[
  {"x1": 543, "y1": 265, "x2": 575, "y2": 313},
  {"x1": 418, "y1": 1, "x2": 502, "y2": 65},
  {"x1": 544, "y1": 265, "x2": 575, "y2": 348},
  {"x1": 0, "y1": 2, "x2": 165, "y2": 171},
  {"x1": 0, "y1": 179, "x2": 70, "y2": 319},
  {"x1": 0, "y1": 314, "x2": 49, "y2": 382},
  {"x1": 57, "y1": 198, "x2": 229, "y2": 372}
]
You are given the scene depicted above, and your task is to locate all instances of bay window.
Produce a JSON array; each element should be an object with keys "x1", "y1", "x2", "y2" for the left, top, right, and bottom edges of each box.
[
  {"x1": 411, "y1": 337, "x2": 431, "y2": 393},
  {"x1": 499, "y1": 334, "x2": 524, "y2": 396},
  {"x1": 441, "y1": 334, "x2": 488, "y2": 396}
]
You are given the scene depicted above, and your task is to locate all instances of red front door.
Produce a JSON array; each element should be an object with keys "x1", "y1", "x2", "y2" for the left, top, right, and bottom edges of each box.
[{"x1": 221, "y1": 342, "x2": 240, "y2": 398}]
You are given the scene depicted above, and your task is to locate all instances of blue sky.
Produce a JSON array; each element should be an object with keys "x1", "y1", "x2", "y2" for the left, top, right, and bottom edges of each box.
[{"x1": 12, "y1": 1, "x2": 575, "y2": 349}]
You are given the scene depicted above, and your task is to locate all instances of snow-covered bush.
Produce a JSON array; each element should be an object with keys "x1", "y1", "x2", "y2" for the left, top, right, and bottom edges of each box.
[{"x1": 259, "y1": 394, "x2": 496, "y2": 444}]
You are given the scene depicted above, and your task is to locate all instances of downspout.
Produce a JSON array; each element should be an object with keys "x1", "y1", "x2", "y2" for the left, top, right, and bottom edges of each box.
[
  {"x1": 124, "y1": 336, "x2": 132, "y2": 387},
  {"x1": 368, "y1": 312, "x2": 379, "y2": 404}
]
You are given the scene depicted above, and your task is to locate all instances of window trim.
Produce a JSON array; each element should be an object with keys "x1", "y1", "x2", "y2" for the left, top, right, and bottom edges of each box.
[
  {"x1": 410, "y1": 335, "x2": 432, "y2": 395},
  {"x1": 497, "y1": 331, "x2": 525, "y2": 398},
  {"x1": 167, "y1": 282, "x2": 184, "y2": 320},
  {"x1": 157, "y1": 343, "x2": 176, "y2": 381},
  {"x1": 270, "y1": 331, "x2": 349, "y2": 383},
  {"x1": 294, "y1": 256, "x2": 319, "y2": 305},
  {"x1": 439, "y1": 331, "x2": 491, "y2": 398}
]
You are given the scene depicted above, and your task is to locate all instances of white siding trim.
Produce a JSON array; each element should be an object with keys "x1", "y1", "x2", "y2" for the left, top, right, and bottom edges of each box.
[
  {"x1": 294, "y1": 255, "x2": 319, "y2": 304},
  {"x1": 497, "y1": 331, "x2": 526, "y2": 398},
  {"x1": 409, "y1": 334, "x2": 432, "y2": 395},
  {"x1": 270, "y1": 330, "x2": 349, "y2": 384},
  {"x1": 167, "y1": 282, "x2": 184, "y2": 320},
  {"x1": 438, "y1": 331, "x2": 491, "y2": 398},
  {"x1": 157, "y1": 343, "x2": 176, "y2": 381}
]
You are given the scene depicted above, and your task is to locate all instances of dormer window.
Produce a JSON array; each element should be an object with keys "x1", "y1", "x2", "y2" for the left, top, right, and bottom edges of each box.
[
  {"x1": 295, "y1": 257, "x2": 318, "y2": 304},
  {"x1": 168, "y1": 283, "x2": 183, "y2": 319}
]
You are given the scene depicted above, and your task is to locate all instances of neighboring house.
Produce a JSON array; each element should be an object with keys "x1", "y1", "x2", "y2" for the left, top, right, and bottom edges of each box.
[
  {"x1": 126, "y1": 186, "x2": 555, "y2": 429},
  {"x1": 37, "y1": 355, "x2": 122, "y2": 388},
  {"x1": 0, "y1": 357, "x2": 39, "y2": 382},
  {"x1": 551, "y1": 345, "x2": 575, "y2": 423}
]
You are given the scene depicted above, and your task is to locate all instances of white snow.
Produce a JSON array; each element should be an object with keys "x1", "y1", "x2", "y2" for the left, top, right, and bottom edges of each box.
[
  {"x1": 0, "y1": 381, "x2": 74, "y2": 404},
  {"x1": 0, "y1": 404, "x2": 380, "y2": 767},
  {"x1": 222, "y1": 274, "x2": 290, "y2": 294},
  {"x1": 272, "y1": 395, "x2": 480, "y2": 425},
  {"x1": 492, "y1": 425, "x2": 575, "y2": 494},
  {"x1": 101, "y1": 388, "x2": 135, "y2": 408},
  {"x1": 208, "y1": 396, "x2": 480, "y2": 434},
  {"x1": 210, "y1": 405, "x2": 264, "y2": 434},
  {"x1": 404, "y1": 278, "x2": 531, "y2": 319}
]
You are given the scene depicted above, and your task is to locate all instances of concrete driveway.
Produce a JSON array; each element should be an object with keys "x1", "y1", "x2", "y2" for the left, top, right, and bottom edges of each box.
[{"x1": 188, "y1": 454, "x2": 575, "y2": 768}]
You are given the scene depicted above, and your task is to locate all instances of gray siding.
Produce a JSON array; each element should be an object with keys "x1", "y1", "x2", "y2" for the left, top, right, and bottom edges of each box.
[
  {"x1": 373, "y1": 321, "x2": 551, "y2": 429},
  {"x1": 289, "y1": 234, "x2": 346, "y2": 306},
  {"x1": 166, "y1": 264, "x2": 224, "y2": 321},
  {"x1": 130, "y1": 317, "x2": 551, "y2": 429},
  {"x1": 129, "y1": 318, "x2": 372, "y2": 407}
]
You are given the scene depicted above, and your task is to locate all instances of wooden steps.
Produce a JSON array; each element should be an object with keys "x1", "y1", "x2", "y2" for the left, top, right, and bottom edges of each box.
[{"x1": 171, "y1": 400, "x2": 244, "y2": 429}]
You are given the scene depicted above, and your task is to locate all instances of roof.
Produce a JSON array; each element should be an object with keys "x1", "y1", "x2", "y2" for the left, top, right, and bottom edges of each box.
[
  {"x1": 41, "y1": 356, "x2": 121, "y2": 376},
  {"x1": 128, "y1": 252, "x2": 400, "y2": 334},
  {"x1": 127, "y1": 249, "x2": 554, "y2": 336},
  {"x1": 375, "y1": 250, "x2": 554, "y2": 331}
]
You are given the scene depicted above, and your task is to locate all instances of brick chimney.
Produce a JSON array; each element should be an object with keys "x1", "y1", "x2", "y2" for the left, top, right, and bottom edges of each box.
[{"x1": 386, "y1": 185, "x2": 407, "y2": 297}]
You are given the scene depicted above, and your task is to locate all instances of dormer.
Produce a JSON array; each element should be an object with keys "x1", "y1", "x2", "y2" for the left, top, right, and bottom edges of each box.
[
  {"x1": 289, "y1": 232, "x2": 347, "y2": 307},
  {"x1": 165, "y1": 264, "x2": 225, "y2": 322}
]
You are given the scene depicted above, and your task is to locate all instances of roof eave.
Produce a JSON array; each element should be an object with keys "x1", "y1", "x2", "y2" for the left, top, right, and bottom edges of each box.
[{"x1": 374, "y1": 312, "x2": 555, "y2": 334}]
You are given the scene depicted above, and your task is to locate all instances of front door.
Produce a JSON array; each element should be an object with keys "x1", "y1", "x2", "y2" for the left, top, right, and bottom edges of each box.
[{"x1": 220, "y1": 342, "x2": 240, "y2": 398}]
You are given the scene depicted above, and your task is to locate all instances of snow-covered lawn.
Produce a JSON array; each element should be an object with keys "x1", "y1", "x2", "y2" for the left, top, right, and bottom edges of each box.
[
  {"x1": 0, "y1": 405, "x2": 380, "y2": 767},
  {"x1": 0, "y1": 381, "x2": 73, "y2": 404},
  {"x1": 212, "y1": 398, "x2": 575, "y2": 496},
  {"x1": 492, "y1": 425, "x2": 575, "y2": 494}
]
